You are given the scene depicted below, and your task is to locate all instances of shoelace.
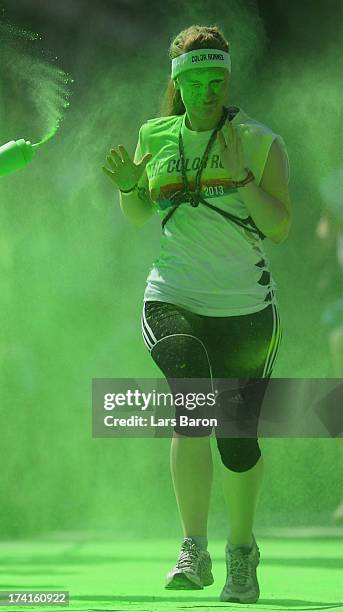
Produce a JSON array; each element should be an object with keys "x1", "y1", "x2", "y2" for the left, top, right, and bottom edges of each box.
[
  {"x1": 176, "y1": 539, "x2": 201, "y2": 571},
  {"x1": 227, "y1": 547, "x2": 251, "y2": 586}
]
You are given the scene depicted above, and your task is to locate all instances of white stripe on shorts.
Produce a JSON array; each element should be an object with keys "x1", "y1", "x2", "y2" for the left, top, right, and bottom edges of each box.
[
  {"x1": 262, "y1": 297, "x2": 282, "y2": 378},
  {"x1": 141, "y1": 301, "x2": 158, "y2": 351}
]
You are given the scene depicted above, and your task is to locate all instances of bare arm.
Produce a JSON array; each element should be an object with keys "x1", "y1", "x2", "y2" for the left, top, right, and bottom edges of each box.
[
  {"x1": 119, "y1": 173, "x2": 155, "y2": 227},
  {"x1": 240, "y1": 137, "x2": 291, "y2": 245},
  {"x1": 102, "y1": 143, "x2": 154, "y2": 227}
]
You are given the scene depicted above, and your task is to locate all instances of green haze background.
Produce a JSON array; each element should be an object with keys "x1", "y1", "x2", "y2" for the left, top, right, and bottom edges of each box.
[{"x1": 0, "y1": 0, "x2": 342, "y2": 540}]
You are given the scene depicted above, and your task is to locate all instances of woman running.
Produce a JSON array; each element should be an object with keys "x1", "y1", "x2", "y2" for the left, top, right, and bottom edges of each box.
[{"x1": 103, "y1": 24, "x2": 291, "y2": 605}]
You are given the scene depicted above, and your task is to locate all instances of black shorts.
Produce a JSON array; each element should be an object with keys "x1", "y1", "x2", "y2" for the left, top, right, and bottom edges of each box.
[{"x1": 141, "y1": 299, "x2": 282, "y2": 437}]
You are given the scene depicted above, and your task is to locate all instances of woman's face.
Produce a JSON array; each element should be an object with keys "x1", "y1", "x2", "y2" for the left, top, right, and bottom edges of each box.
[{"x1": 174, "y1": 67, "x2": 229, "y2": 116}]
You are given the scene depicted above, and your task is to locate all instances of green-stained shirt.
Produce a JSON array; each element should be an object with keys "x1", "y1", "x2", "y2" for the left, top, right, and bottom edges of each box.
[{"x1": 134, "y1": 105, "x2": 290, "y2": 316}]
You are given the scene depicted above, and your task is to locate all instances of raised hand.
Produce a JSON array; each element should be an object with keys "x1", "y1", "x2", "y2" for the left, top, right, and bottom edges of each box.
[{"x1": 102, "y1": 144, "x2": 152, "y2": 191}]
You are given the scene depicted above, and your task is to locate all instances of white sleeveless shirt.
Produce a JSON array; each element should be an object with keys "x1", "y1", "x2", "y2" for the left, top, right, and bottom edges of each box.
[{"x1": 134, "y1": 106, "x2": 290, "y2": 316}]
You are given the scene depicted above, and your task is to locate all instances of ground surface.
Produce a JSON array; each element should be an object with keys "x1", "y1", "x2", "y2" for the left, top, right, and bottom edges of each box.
[{"x1": 0, "y1": 528, "x2": 342, "y2": 611}]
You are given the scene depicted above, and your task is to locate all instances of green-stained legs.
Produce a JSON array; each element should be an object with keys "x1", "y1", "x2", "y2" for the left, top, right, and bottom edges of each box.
[
  {"x1": 221, "y1": 454, "x2": 264, "y2": 547},
  {"x1": 170, "y1": 433, "x2": 264, "y2": 545},
  {"x1": 170, "y1": 432, "x2": 213, "y2": 537},
  {"x1": 329, "y1": 326, "x2": 343, "y2": 377}
]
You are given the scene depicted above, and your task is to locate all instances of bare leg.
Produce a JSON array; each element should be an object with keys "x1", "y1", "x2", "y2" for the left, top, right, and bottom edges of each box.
[
  {"x1": 329, "y1": 326, "x2": 343, "y2": 522},
  {"x1": 220, "y1": 454, "x2": 264, "y2": 546},
  {"x1": 170, "y1": 432, "x2": 213, "y2": 537},
  {"x1": 329, "y1": 326, "x2": 343, "y2": 377}
]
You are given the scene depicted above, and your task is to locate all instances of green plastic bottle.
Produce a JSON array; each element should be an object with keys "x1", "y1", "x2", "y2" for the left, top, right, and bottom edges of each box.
[{"x1": 0, "y1": 139, "x2": 35, "y2": 177}]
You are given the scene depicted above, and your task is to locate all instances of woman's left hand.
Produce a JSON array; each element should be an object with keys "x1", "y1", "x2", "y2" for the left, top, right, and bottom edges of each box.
[{"x1": 216, "y1": 120, "x2": 248, "y2": 182}]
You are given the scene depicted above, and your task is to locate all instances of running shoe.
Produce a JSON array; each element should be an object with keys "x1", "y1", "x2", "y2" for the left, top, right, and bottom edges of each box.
[
  {"x1": 165, "y1": 537, "x2": 214, "y2": 589},
  {"x1": 219, "y1": 533, "x2": 260, "y2": 603},
  {"x1": 333, "y1": 498, "x2": 343, "y2": 523}
]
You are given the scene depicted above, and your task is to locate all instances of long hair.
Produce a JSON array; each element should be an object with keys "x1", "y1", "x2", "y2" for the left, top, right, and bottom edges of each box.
[{"x1": 159, "y1": 25, "x2": 230, "y2": 117}]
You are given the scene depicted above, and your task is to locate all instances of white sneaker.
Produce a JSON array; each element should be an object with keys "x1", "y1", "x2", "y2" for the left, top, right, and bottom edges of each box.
[
  {"x1": 165, "y1": 537, "x2": 214, "y2": 590},
  {"x1": 219, "y1": 534, "x2": 260, "y2": 603},
  {"x1": 333, "y1": 498, "x2": 343, "y2": 523}
]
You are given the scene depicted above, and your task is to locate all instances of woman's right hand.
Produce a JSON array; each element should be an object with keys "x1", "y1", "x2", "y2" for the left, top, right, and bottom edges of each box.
[{"x1": 102, "y1": 144, "x2": 152, "y2": 191}]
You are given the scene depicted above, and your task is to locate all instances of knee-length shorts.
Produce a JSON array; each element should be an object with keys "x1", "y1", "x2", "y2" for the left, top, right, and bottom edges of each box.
[{"x1": 141, "y1": 299, "x2": 282, "y2": 472}]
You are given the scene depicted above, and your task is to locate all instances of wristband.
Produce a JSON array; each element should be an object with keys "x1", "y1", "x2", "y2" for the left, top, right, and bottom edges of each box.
[
  {"x1": 233, "y1": 168, "x2": 255, "y2": 188},
  {"x1": 119, "y1": 183, "x2": 138, "y2": 194}
]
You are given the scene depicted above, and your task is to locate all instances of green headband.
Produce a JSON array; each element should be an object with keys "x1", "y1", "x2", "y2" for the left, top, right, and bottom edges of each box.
[{"x1": 171, "y1": 48, "x2": 231, "y2": 80}]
